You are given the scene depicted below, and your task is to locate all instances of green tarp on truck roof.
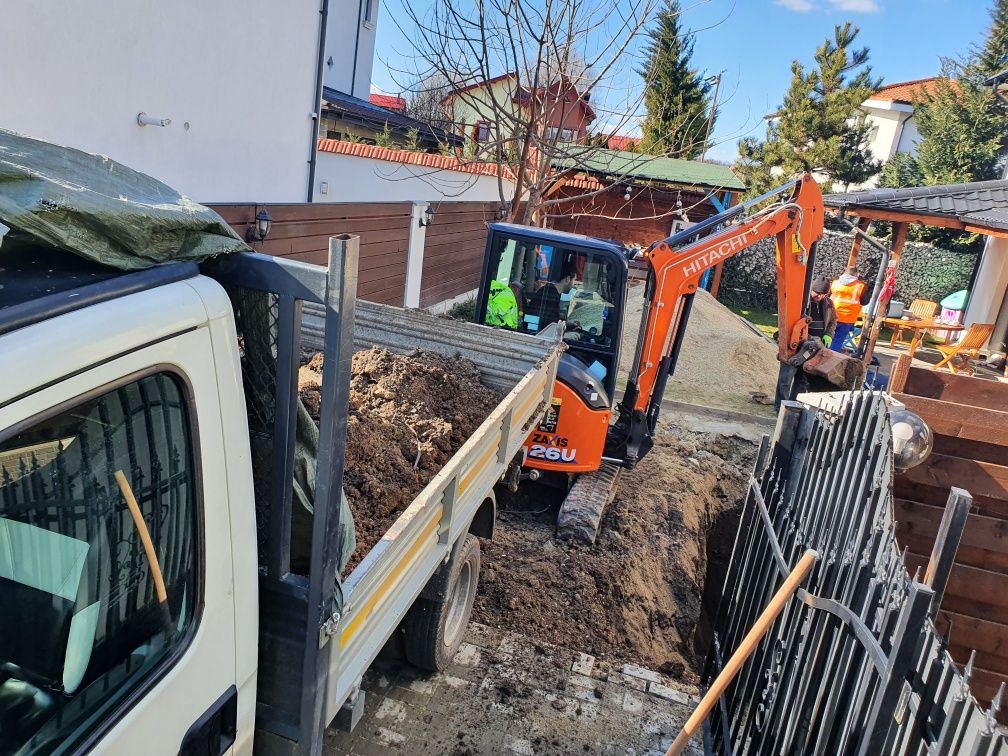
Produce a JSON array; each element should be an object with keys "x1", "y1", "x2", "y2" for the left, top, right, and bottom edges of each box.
[
  {"x1": 0, "y1": 129, "x2": 249, "y2": 268},
  {"x1": 0, "y1": 130, "x2": 356, "y2": 578}
]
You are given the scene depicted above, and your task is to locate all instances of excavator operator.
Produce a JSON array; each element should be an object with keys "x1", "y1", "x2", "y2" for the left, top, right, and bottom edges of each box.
[{"x1": 525, "y1": 264, "x2": 577, "y2": 331}]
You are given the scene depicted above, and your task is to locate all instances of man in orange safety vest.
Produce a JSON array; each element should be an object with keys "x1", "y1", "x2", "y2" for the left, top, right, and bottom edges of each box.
[{"x1": 829, "y1": 266, "x2": 871, "y2": 352}]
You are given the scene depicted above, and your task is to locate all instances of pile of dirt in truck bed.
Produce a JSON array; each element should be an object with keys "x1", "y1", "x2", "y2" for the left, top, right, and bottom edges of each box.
[
  {"x1": 620, "y1": 286, "x2": 779, "y2": 415},
  {"x1": 299, "y1": 347, "x2": 501, "y2": 572},
  {"x1": 474, "y1": 421, "x2": 756, "y2": 679}
]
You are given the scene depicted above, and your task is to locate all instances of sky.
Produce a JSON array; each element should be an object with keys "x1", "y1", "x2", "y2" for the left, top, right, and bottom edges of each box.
[{"x1": 370, "y1": 0, "x2": 993, "y2": 163}]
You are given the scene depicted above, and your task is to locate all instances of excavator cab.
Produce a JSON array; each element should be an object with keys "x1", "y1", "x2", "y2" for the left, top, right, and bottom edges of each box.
[{"x1": 475, "y1": 225, "x2": 631, "y2": 472}]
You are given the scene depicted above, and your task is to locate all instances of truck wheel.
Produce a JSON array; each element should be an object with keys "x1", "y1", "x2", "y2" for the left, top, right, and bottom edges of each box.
[{"x1": 403, "y1": 534, "x2": 480, "y2": 672}]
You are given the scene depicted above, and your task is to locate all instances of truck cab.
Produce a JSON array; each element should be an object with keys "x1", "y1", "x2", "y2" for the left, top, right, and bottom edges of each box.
[{"x1": 0, "y1": 248, "x2": 258, "y2": 754}]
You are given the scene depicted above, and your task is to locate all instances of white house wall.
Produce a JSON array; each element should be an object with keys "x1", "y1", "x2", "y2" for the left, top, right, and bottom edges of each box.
[
  {"x1": 895, "y1": 118, "x2": 922, "y2": 155},
  {"x1": 324, "y1": 0, "x2": 378, "y2": 97},
  {"x1": 0, "y1": 0, "x2": 320, "y2": 203},
  {"x1": 315, "y1": 151, "x2": 514, "y2": 203},
  {"x1": 851, "y1": 100, "x2": 915, "y2": 190},
  {"x1": 965, "y1": 236, "x2": 1008, "y2": 331}
]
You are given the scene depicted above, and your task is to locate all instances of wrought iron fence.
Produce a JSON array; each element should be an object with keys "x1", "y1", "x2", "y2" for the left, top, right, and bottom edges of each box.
[{"x1": 704, "y1": 391, "x2": 1007, "y2": 755}]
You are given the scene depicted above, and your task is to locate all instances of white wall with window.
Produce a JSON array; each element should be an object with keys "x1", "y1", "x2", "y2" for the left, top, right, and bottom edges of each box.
[
  {"x1": 0, "y1": 0, "x2": 323, "y2": 203},
  {"x1": 545, "y1": 127, "x2": 577, "y2": 143}
]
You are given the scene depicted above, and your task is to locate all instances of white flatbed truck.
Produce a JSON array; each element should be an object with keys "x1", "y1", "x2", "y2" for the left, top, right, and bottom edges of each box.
[{"x1": 0, "y1": 237, "x2": 560, "y2": 755}]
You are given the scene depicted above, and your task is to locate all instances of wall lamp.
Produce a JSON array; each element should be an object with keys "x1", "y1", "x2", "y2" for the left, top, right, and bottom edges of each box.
[
  {"x1": 623, "y1": 185, "x2": 632, "y2": 201},
  {"x1": 246, "y1": 209, "x2": 273, "y2": 242},
  {"x1": 418, "y1": 205, "x2": 435, "y2": 227}
]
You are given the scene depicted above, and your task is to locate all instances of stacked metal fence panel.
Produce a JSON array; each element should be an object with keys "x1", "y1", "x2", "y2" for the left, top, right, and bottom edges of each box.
[{"x1": 705, "y1": 391, "x2": 1007, "y2": 755}]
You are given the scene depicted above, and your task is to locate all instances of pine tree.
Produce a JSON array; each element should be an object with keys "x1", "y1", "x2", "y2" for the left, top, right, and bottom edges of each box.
[
  {"x1": 977, "y1": 0, "x2": 1008, "y2": 75},
  {"x1": 912, "y1": 75, "x2": 1008, "y2": 185},
  {"x1": 638, "y1": 0, "x2": 713, "y2": 159},
  {"x1": 736, "y1": 23, "x2": 881, "y2": 195},
  {"x1": 880, "y1": 69, "x2": 1008, "y2": 251}
]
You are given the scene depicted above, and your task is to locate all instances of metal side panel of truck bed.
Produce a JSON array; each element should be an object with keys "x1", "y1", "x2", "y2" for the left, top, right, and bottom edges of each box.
[{"x1": 302, "y1": 300, "x2": 561, "y2": 717}]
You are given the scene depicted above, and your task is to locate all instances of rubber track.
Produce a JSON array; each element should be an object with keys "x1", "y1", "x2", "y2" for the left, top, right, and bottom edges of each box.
[{"x1": 555, "y1": 462, "x2": 622, "y2": 544}]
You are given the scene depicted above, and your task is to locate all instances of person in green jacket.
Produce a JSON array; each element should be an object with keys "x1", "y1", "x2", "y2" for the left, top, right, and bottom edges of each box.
[{"x1": 485, "y1": 279, "x2": 519, "y2": 329}]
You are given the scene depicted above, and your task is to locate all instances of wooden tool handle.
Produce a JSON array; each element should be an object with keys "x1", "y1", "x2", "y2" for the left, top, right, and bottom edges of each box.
[
  {"x1": 665, "y1": 549, "x2": 818, "y2": 756},
  {"x1": 115, "y1": 469, "x2": 168, "y2": 605}
]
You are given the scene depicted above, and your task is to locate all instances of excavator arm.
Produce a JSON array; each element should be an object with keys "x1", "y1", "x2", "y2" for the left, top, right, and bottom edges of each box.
[{"x1": 609, "y1": 174, "x2": 861, "y2": 467}]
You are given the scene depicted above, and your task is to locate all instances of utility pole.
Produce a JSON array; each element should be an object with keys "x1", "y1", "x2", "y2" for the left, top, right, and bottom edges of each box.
[{"x1": 700, "y1": 71, "x2": 723, "y2": 162}]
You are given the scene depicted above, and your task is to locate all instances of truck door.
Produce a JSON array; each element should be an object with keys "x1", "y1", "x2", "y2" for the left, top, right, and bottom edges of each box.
[{"x1": 0, "y1": 327, "x2": 239, "y2": 755}]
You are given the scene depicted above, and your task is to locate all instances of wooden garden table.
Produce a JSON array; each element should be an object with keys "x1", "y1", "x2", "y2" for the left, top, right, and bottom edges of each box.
[{"x1": 884, "y1": 317, "x2": 965, "y2": 357}]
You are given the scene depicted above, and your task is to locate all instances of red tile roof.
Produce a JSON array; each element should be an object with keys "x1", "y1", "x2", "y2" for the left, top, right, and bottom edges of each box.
[
  {"x1": 871, "y1": 77, "x2": 959, "y2": 104},
  {"x1": 606, "y1": 135, "x2": 640, "y2": 151},
  {"x1": 317, "y1": 139, "x2": 515, "y2": 179},
  {"x1": 369, "y1": 93, "x2": 406, "y2": 111}
]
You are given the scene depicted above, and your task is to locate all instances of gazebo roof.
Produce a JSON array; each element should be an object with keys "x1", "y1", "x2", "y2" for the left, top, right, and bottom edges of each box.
[{"x1": 823, "y1": 180, "x2": 1008, "y2": 236}]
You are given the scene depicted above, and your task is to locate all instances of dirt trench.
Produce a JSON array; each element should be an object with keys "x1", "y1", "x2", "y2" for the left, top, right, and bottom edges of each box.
[
  {"x1": 299, "y1": 347, "x2": 501, "y2": 573},
  {"x1": 473, "y1": 421, "x2": 756, "y2": 681}
]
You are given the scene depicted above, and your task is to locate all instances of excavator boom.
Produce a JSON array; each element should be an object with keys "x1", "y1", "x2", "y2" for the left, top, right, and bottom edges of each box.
[{"x1": 609, "y1": 173, "x2": 861, "y2": 470}]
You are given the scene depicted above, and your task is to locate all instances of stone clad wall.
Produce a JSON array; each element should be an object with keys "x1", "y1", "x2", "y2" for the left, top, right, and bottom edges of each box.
[{"x1": 717, "y1": 229, "x2": 979, "y2": 311}]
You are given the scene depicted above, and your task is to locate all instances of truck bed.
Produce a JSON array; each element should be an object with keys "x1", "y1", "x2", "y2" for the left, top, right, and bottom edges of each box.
[{"x1": 302, "y1": 300, "x2": 561, "y2": 716}]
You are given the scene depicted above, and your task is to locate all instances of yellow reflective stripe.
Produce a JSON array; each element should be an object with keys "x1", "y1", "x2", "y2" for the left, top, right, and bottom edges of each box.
[
  {"x1": 339, "y1": 512, "x2": 443, "y2": 648},
  {"x1": 514, "y1": 379, "x2": 546, "y2": 424},
  {"x1": 459, "y1": 443, "x2": 498, "y2": 494}
]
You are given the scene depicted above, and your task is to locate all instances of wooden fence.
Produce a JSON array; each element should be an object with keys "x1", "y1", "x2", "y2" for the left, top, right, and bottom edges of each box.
[
  {"x1": 420, "y1": 201, "x2": 498, "y2": 308},
  {"x1": 211, "y1": 202, "x2": 412, "y2": 306},
  {"x1": 211, "y1": 201, "x2": 497, "y2": 309},
  {"x1": 891, "y1": 361, "x2": 1008, "y2": 712}
]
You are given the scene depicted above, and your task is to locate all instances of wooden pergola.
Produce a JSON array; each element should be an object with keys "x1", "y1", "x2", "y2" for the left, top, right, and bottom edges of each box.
[{"x1": 823, "y1": 179, "x2": 1008, "y2": 366}]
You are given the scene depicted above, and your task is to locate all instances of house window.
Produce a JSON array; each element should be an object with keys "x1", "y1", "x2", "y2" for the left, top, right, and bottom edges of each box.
[
  {"x1": 545, "y1": 127, "x2": 576, "y2": 143},
  {"x1": 326, "y1": 130, "x2": 341, "y2": 140},
  {"x1": 362, "y1": 0, "x2": 377, "y2": 26},
  {"x1": 475, "y1": 121, "x2": 490, "y2": 142},
  {"x1": 0, "y1": 373, "x2": 199, "y2": 754}
]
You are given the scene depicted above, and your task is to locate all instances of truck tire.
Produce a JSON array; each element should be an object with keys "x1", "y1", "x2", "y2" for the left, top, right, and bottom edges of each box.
[{"x1": 402, "y1": 534, "x2": 480, "y2": 672}]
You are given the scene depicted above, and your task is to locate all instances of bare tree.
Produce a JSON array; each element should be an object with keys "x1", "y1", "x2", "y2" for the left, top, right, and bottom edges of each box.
[
  {"x1": 404, "y1": 72, "x2": 453, "y2": 133},
  {"x1": 384, "y1": 0, "x2": 681, "y2": 225}
]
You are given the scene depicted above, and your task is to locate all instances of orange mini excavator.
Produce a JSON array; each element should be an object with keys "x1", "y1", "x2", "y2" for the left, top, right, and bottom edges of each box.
[{"x1": 474, "y1": 174, "x2": 862, "y2": 542}]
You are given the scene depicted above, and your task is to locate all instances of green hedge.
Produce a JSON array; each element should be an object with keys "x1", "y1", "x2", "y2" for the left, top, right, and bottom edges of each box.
[{"x1": 717, "y1": 230, "x2": 978, "y2": 312}]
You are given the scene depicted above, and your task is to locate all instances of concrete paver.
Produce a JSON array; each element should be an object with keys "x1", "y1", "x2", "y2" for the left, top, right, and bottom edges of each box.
[{"x1": 325, "y1": 622, "x2": 704, "y2": 755}]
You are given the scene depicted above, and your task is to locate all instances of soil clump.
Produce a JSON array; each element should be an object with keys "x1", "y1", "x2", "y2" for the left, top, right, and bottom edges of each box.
[
  {"x1": 474, "y1": 421, "x2": 756, "y2": 680},
  {"x1": 299, "y1": 347, "x2": 501, "y2": 572}
]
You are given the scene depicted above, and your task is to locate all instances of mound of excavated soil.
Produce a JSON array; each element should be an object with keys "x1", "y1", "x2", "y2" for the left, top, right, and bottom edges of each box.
[
  {"x1": 474, "y1": 422, "x2": 756, "y2": 679},
  {"x1": 620, "y1": 285, "x2": 778, "y2": 415},
  {"x1": 299, "y1": 347, "x2": 501, "y2": 572}
]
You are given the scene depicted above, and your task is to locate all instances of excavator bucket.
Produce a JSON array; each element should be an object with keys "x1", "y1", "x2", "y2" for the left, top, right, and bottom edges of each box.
[{"x1": 802, "y1": 348, "x2": 865, "y2": 389}]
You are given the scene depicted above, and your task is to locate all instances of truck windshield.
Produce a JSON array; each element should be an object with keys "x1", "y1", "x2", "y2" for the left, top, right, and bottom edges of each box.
[
  {"x1": 0, "y1": 373, "x2": 198, "y2": 754},
  {"x1": 483, "y1": 235, "x2": 620, "y2": 351}
]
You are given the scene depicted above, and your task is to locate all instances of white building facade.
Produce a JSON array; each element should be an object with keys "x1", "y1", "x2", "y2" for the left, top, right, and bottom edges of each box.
[
  {"x1": 0, "y1": 0, "x2": 377, "y2": 204},
  {"x1": 854, "y1": 77, "x2": 946, "y2": 189},
  {"x1": 323, "y1": 0, "x2": 379, "y2": 98}
]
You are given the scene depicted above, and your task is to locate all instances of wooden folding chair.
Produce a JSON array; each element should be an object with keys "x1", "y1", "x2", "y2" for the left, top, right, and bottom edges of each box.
[
  {"x1": 932, "y1": 323, "x2": 995, "y2": 375},
  {"x1": 889, "y1": 299, "x2": 939, "y2": 348}
]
